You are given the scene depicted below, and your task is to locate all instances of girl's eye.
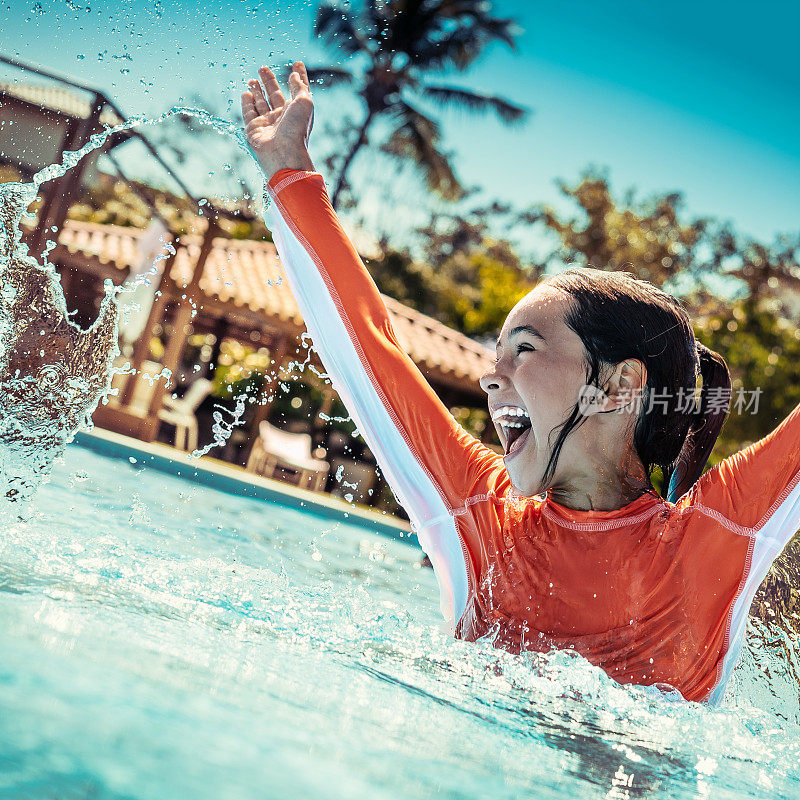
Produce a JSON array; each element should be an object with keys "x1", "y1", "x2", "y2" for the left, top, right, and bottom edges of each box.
[{"x1": 493, "y1": 344, "x2": 535, "y2": 363}]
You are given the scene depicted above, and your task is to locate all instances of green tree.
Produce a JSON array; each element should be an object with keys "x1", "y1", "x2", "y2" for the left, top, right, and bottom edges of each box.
[
  {"x1": 519, "y1": 167, "x2": 800, "y2": 317},
  {"x1": 696, "y1": 297, "x2": 800, "y2": 462},
  {"x1": 517, "y1": 168, "x2": 720, "y2": 291},
  {"x1": 365, "y1": 198, "x2": 538, "y2": 337},
  {"x1": 363, "y1": 243, "x2": 442, "y2": 315},
  {"x1": 299, "y1": 0, "x2": 530, "y2": 210},
  {"x1": 437, "y1": 250, "x2": 533, "y2": 336}
]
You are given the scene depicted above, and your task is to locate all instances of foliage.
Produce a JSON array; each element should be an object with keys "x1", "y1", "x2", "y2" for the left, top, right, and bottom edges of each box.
[
  {"x1": 363, "y1": 244, "x2": 441, "y2": 314},
  {"x1": 366, "y1": 238, "x2": 534, "y2": 338},
  {"x1": 451, "y1": 406, "x2": 491, "y2": 440},
  {"x1": 365, "y1": 195, "x2": 540, "y2": 337},
  {"x1": 696, "y1": 298, "x2": 800, "y2": 462},
  {"x1": 518, "y1": 168, "x2": 711, "y2": 289},
  {"x1": 518, "y1": 167, "x2": 800, "y2": 312},
  {"x1": 67, "y1": 172, "x2": 271, "y2": 240},
  {"x1": 439, "y1": 251, "x2": 532, "y2": 336},
  {"x1": 211, "y1": 340, "x2": 274, "y2": 400}
]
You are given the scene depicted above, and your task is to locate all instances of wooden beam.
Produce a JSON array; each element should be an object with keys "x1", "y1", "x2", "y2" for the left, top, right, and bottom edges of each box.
[
  {"x1": 313, "y1": 384, "x2": 337, "y2": 434},
  {"x1": 244, "y1": 334, "x2": 296, "y2": 460},
  {"x1": 204, "y1": 316, "x2": 230, "y2": 379},
  {"x1": 143, "y1": 218, "x2": 220, "y2": 434},
  {"x1": 118, "y1": 240, "x2": 181, "y2": 408},
  {"x1": 29, "y1": 97, "x2": 105, "y2": 254}
]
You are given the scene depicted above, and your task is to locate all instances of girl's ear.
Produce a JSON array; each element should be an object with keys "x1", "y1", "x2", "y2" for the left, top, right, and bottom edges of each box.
[{"x1": 600, "y1": 359, "x2": 647, "y2": 414}]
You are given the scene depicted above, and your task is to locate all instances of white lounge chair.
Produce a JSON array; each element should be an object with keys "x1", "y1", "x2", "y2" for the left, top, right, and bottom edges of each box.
[
  {"x1": 158, "y1": 377, "x2": 213, "y2": 451},
  {"x1": 247, "y1": 419, "x2": 330, "y2": 492}
]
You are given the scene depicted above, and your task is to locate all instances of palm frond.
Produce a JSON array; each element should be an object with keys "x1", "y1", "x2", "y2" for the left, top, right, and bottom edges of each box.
[
  {"x1": 314, "y1": 2, "x2": 369, "y2": 57},
  {"x1": 363, "y1": 0, "x2": 388, "y2": 28},
  {"x1": 276, "y1": 65, "x2": 356, "y2": 89},
  {"x1": 421, "y1": 84, "x2": 529, "y2": 125},
  {"x1": 407, "y1": 26, "x2": 485, "y2": 71},
  {"x1": 385, "y1": 100, "x2": 442, "y2": 143},
  {"x1": 381, "y1": 101, "x2": 466, "y2": 202},
  {"x1": 469, "y1": 16, "x2": 523, "y2": 51}
]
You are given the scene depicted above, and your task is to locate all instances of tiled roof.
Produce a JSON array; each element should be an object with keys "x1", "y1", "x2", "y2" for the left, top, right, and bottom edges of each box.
[
  {"x1": 55, "y1": 219, "x2": 494, "y2": 389},
  {"x1": 0, "y1": 82, "x2": 123, "y2": 126}
]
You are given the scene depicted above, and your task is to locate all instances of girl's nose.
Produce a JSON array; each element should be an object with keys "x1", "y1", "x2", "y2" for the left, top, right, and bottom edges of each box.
[{"x1": 480, "y1": 369, "x2": 507, "y2": 393}]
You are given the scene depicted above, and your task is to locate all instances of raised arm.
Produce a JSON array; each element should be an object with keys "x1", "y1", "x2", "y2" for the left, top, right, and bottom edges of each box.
[
  {"x1": 686, "y1": 399, "x2": 800, "y2": 702},
  {"x1": 241, "y1": 63, "x2": 508, "y2": 629},
  {"x1": 692, "y1": 401, "x2": 800, "y2": 549}
]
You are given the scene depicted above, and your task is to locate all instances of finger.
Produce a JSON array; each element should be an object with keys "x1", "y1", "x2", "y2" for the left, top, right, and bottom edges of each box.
[
  {"x1": 248, "y1": 79, "x2": 270, "y2": 116},
  {"x1": 288, "y1": 71, "x2": 303, "y2": 100},
  {"x1": 293, "y1": 60, "x2": 311, "y2": 92},
  {"x1": 258, "y1": 65, "x2": 286, "y2": 110},
  {"x1": 241, "y1": 91, "x2": 259, "y2": 125},
  {"x1": 288, "y1": 70, "x2": 313, "y2": 102}
]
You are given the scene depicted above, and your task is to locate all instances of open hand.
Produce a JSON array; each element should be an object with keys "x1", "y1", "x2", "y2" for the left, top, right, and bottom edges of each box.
[{"x1": 241, "y1": 61, "x2": 315, "y2": 180}]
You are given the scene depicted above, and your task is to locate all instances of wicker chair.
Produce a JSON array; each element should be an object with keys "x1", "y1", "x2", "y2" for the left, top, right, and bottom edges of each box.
[
  {"x1": 157, "y1": 378, "x2": 213, "y2": 451},
  {"x1": 246, "y1": 419, "x2": 330, "y2": 492}
]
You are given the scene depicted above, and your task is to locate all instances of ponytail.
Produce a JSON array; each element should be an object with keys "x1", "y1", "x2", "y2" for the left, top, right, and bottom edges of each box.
[{"x1": 664, "y1": 342, "x2": 731, "y2": 502}]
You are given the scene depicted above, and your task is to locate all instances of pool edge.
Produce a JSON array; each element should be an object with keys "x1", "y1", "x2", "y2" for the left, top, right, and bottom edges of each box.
[{"x1": 71, "y1": 428, "x2": 416, "y2": 545}]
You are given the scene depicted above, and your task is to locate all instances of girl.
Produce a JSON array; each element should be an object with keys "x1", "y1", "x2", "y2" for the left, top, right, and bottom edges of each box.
[{"x1": 241, "y1": 62, "x2": 800, "y2": 704}]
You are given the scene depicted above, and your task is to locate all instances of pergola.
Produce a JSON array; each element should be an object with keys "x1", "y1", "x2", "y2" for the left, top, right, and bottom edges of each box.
[{"x1": 51, "y1": 215, "x2": 496, "y2": 454}]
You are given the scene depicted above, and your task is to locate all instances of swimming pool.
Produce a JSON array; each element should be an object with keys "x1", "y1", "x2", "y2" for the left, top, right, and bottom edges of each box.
[{"x1": 0, "y1": 442, "x2": 799, "y2": 799}]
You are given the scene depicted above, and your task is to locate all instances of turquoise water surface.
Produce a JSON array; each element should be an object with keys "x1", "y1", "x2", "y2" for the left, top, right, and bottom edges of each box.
[{"x1": 0, "y1": 444, "x2": 798, "y2": 799}]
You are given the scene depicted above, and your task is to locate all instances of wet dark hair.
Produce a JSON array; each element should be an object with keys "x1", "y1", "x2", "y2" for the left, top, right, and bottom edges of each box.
[{"x1": 539, "y1": 266, "x2": 731, "y2": 502}]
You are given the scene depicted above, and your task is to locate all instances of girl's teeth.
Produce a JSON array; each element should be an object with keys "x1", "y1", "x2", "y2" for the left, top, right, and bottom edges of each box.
[{"x1": 492, "y1": 405, "x2": 530, "y2": 422}]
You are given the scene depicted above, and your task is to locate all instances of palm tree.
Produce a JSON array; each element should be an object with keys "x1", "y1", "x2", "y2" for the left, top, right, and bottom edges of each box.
[{"x1": 281, "y1": 0, "x2": 530, "y2": 211}]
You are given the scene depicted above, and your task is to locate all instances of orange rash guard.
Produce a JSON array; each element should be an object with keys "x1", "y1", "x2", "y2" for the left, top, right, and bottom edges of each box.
[{"x1": 262, "y1": 168, "x2": 800, "y2": 704}]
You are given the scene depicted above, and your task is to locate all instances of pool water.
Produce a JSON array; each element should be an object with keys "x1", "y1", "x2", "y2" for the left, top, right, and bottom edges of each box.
[{"x1": 0, "y1": 445, "x2": 799, "y2": 799}]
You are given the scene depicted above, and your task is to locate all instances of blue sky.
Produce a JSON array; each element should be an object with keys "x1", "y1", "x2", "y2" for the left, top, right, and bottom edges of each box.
[{"x1": 1, "y1": 0, "x2": 798, "y2": 261}]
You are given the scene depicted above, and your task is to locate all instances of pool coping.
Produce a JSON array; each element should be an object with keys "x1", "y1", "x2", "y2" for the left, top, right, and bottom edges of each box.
[{"x1": 71, "y1": 427, "x2": 416, "y2": 545}]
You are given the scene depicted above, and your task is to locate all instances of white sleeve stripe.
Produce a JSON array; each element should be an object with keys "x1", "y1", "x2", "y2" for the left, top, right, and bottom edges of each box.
[
  {"x1": 269, "y1": 185, "x2": 455, "y2": 513},
  {"x1": 704, "y1": 476, "x2": 800, "y2": 705},
  {"x1": 263, "y1": 180, "x2": 470, "y2": 630}
]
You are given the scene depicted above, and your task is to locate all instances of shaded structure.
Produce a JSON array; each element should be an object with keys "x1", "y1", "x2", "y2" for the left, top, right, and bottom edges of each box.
[
  {"x1": 0, "y1": 54, "x2": 197, "y2": 259},
  {"x1": 52, "y1": 216, "x2": 495, "y2": 442}
]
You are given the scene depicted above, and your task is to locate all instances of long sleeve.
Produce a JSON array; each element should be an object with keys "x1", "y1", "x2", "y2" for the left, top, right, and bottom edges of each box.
[
  {"x1": 684, "y1": 400, "x2": 800, "y2": 703},
  {"x1": 261, "y1": 168, "x2": 507, "y2": 630},
  {"x1": 692, "y1": 401, "x2": 800, "y2": 542}
]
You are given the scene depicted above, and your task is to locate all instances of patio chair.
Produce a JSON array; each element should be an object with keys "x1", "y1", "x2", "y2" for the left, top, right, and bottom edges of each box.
[
  {"x1": 247, "y1": 419, "x2": 330, "y2": 492},
  {"x1": 158, "y1": 378, "x2": 213, "y2": 451}
]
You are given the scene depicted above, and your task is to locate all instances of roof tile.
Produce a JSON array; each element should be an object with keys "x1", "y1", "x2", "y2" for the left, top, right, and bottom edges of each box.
[{"x1": 56, "y1": 219, "x2": 494, "y2": 387}]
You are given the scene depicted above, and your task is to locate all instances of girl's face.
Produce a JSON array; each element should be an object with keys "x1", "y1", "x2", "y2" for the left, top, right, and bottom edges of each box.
[{"x1": 479, "y1": 285, "x2": 591, "y2": 496}]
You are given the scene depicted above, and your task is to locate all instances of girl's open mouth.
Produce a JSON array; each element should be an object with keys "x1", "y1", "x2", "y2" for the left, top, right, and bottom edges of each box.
[
  {"x1": 504, "y1": 426, "x2": 531, "y2": 459},
  {"x1": 491, "y1": 405, "x2": 532, "y2": 457}
]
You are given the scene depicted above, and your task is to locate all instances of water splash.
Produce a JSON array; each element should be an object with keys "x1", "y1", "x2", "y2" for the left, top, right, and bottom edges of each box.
[
  {"x1": 2, "y1": 447, "x2": 800, "y2": 798},
  {"x1": 0, "y1": 180, "x2": 118, "y2": 508},
  {"x1": 0, "y1": 107, "x2": 258, "y2": 509},
  {"x1": 190, "y1": 393, "x2": 248, "y2": 459}
]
